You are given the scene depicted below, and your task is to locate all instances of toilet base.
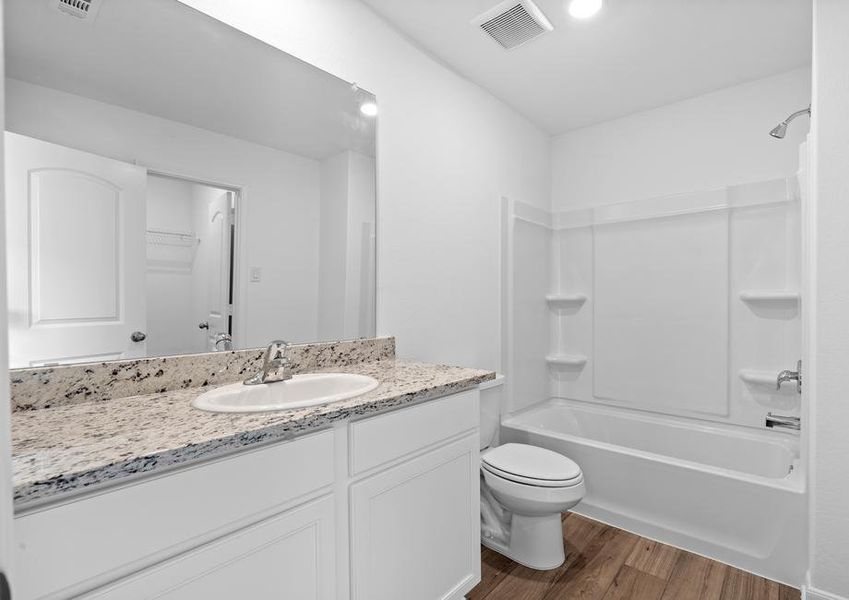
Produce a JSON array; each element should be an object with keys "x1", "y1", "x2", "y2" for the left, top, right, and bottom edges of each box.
[{"x1": 481, "y1": 512, "x2": 566, "y2": 571}]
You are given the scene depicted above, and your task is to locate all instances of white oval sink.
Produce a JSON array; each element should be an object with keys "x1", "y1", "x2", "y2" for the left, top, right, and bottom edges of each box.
[{"x1": 192, "y1": 373, "x2": 380, "y2": 413}]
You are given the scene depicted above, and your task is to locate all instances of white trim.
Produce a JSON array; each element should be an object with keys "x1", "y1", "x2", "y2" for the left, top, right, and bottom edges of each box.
[
  {"x1": 500, "y1": 196, "x2": 517, "y2": 413},
  {"x1": 554, "y1": 176, "x2": 796, "y2": 230},
  {"x1": 803, "y1": 585, "x2": 849, "y2": 600},
  {"x1": 512, "y1": 198, "x2": 552, "y2": 229}
]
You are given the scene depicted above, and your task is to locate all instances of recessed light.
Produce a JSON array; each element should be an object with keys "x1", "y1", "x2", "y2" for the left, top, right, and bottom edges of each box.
[
  {"x1": 360, "y1": 102, "x2": 378, "y2": 117},
  {"x1": 568, "y1": 0, "x2": 602, "y2": 19}
]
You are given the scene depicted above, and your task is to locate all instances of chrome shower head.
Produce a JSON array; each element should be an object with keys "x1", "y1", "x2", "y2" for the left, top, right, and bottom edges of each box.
[
  {"x1": 769, "y1": 106, "x2": 811, "y2": 139},
  {"x1": 769, "y1": 122, "x2": 788, "y2": 139}
]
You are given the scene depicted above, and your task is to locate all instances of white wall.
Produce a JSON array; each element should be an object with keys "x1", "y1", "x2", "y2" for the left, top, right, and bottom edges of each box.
[
  {"x1": 551, "y1": 68, "x2": 811, "y2": 210},
  {"x1": 808, "y1": 0, "x2": 849, "y2": 597},
  {"x1": 317, "y1": 152, "x2": 349, "y2": 340},
  {"x1": 317, "y1": 150, "x2": 376, "y2": 341},
  {"x1": 5, "y1": 77, "x2": 322, "y2": 349},
  {"x1": 345, "y1": 151, "x2": 376, "y2": 340},
  {"x1": 177, "y1": 0, "x2": 551, "y2": 371}
]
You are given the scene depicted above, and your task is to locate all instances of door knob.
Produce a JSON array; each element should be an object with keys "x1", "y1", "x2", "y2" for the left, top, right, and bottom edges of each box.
[
  {"x1": 130, "y1": 331, "x2": 147, "y2": 342},
  {"x1": 198, "y1": 321, "x2": 210, "y2": 330}
]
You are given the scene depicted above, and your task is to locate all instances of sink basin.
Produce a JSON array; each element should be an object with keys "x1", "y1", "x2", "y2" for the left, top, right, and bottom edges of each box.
[{"x1": 192, "y1": 373, "x2": 380, "y2": 413}]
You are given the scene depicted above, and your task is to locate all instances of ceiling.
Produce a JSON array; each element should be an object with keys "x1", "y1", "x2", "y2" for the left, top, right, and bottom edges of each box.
[
  {"x1": 361, "y1": 0, "x2": 813, "y2": 134},
  {"x1": 5, "y1": 0, "x2": 376, "y2": 159}
]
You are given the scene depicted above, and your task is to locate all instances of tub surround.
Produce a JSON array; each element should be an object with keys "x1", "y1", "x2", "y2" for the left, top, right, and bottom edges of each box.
[
  {"x1": 11, "y1": 337, "x2": 494, "y2": 507},
  {"x1": 9, "y1": 337, "x2": 395, "y2": 411}
]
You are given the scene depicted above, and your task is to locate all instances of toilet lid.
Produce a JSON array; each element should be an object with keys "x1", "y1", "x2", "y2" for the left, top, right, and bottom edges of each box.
[{"x1": 481, "y1": 443, "x2": 582, "y2": 483}]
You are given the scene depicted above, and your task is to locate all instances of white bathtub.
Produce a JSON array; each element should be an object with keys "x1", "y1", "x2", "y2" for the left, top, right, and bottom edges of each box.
[{"x1": 500, "y1": 398, "x2": 806, "y2": 586}]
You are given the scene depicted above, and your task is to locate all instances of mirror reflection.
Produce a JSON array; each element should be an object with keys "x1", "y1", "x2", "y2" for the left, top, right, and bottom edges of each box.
[{"x1": 4, "y1": 0, "x2": 377, "y2": 368}]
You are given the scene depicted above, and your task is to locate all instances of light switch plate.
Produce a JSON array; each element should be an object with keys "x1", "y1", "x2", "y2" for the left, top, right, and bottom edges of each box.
[{"x1": 250, "y1": 267, "x2": 262, "y2": 283}]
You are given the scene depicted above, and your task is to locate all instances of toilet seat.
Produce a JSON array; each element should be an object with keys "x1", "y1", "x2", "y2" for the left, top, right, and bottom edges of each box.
[
  {"x1": 481, "y1": 443, "x2": 582, "y2": 488},
  {"x1": 482, "y1": 462, "x2": 584, "y2": 488}
]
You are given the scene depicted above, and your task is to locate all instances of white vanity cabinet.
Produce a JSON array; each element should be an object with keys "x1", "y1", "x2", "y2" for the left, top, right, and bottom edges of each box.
[
  {"x1": 348, "y1": 390, "x2": 481, "y2": 600},
  {"x1": 13, "y1": 388, "x2": 481, "y2": 600},
  {"x1": 81, "y1": 496, "x2": 337, "y2": 600},
  {"x1": 349, "y1": 437, "x2": 479, "y2": 600}
]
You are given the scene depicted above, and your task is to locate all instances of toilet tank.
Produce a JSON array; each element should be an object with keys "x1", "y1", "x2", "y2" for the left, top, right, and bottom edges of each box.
[{"x1": 479, "y1": 375, "x2": 505, "y2": 450}]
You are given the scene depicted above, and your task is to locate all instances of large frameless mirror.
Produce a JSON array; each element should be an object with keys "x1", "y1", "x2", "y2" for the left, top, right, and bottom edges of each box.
[{"x1": 4, "y1": 0, "x2": 377, "y2": 367}]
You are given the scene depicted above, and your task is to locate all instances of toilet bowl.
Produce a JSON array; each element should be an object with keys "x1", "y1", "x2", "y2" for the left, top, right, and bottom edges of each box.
[{"x1": 480, "y1": 442, "x2": 585, "y2": 570}]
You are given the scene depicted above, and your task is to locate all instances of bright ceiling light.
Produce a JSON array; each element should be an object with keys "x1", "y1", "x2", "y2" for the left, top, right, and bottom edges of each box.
[
  {"x1": 360, "y1": 102, "x2": 378, "y2": 117},
  {"x1": 568, "y1": 0, "x2": 602, "y2": 19}
]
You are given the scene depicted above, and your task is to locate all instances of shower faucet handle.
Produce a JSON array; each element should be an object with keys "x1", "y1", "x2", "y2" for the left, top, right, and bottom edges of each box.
[{"x1": 776, "y1": 360, "x2": 802, "y2": 393}]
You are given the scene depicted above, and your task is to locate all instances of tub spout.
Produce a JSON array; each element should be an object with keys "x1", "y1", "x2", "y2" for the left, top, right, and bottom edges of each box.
[{"x1": 765, "y1": 413, "x2": 800, "y2": 431}]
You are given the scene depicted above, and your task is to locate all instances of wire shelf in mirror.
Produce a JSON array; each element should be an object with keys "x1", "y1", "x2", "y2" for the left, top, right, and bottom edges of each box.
[{"x1": 146, "y1": 229, "x2": 200, "y2": 273}]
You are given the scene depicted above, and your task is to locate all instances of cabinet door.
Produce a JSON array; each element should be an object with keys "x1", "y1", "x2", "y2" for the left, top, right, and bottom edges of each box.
[
  {"x1": 82, "y1": 495, "x2": 335, "y2": 600},
  {"x1": 350, "y1": 435, "x2": 480, "y2": 600}
]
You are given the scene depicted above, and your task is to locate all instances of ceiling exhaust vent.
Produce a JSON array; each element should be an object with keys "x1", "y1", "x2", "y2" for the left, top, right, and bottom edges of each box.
[
  {"x1": 50, "y1": 0, "x2": 102, "y2": 22},
  {"x1": 472, "y1": 0, "x2": 553, "y2": 50}
]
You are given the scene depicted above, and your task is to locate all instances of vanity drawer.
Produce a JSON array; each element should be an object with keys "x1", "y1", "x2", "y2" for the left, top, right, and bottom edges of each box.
[
  {"x1": 349, "y1": 389, "x2": 479, "y2": 475},
  {"x1": 14, "y1": 430, "x2": 334, "y2": 600}
]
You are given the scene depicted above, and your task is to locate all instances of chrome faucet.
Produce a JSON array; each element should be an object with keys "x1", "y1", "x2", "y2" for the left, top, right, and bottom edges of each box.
[
  {"x1": 765, "y1": 413, "x2": 801, "y2": 431},
  {"x1": 776, "y1": 360, "x2": 802, "y2": 393},
  {"x1": 244, "y1": 340, "x2": 293, "y2": 385},
  {"x1": 213, "y1": 333, "x2": 233, "y2": 351}
]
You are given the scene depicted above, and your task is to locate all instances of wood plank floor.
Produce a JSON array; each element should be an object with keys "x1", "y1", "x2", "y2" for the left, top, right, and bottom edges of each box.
[{"x1": 468, "y1": 513, "x2": 800, "y2": 600}]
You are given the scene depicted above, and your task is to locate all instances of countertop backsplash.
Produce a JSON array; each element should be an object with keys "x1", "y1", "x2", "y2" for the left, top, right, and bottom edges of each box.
[{"x1": 9, "y1": 337, "x2": 395, "y2": 411}]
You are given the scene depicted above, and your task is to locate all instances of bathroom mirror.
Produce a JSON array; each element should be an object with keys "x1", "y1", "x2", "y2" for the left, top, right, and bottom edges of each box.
[{"x1": 3, "y1": 0, "x2": 377, "y2": 367}]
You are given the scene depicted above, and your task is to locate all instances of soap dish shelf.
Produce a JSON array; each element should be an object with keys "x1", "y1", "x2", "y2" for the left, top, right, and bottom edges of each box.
[
  {"x1": 546, "y1": 293, "x2": 588, "y2": 308},
  {"x1": 739, "y1": 370, "x2": 777, "y2": 387},
  {"x1": 546, "y1": 354, "x2": 588, "y2": 368},
  {"x1": 739, "y1": 290, "x2": 800, "y2": 304}
]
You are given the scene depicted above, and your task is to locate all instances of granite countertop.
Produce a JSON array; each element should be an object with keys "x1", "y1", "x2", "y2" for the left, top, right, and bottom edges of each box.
[{"x1": 12, "y1": 359, "x2": 494, "y2": 508}]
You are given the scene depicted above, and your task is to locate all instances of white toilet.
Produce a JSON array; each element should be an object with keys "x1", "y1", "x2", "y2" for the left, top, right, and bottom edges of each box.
[{"x1": 479, "y1": 379, "x2": 585, "y2": 570}]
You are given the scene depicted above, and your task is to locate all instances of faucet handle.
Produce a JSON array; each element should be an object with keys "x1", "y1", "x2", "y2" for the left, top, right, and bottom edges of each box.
[
  {"x1": 267, "y1": 339, "x2": 290, "y2": 355},
  {"x1": 265, "y1": 340, "x2": 293, "y2": 375},
  {"x1": 776, "y1": 360, "x2": 802, "y2": 393}
]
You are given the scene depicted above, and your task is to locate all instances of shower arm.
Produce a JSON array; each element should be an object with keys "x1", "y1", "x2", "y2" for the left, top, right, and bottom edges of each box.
[{"x1": 782, "y1": 106, "x2": 811, "y2": 125}]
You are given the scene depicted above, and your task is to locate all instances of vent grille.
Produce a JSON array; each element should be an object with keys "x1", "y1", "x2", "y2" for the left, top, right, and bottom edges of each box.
[
  {"x1": 51, "y1": 0, "x2": 101, "y2": 21},
  {"x1": 473, "y1": 0, "x2": 553, "y2": 50}
]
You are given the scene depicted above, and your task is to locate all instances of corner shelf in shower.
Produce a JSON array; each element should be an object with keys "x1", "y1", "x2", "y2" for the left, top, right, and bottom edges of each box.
[
  {"x1": 739, "y1": 290, "x2": 800, "y2": 305},
  {"x1": 545, "y1": 293, "x2": 588, "y2": 308},
  {"x1": 738, "y1": 369, "x2": 777, "y2": 388},
  {"x1": 545, "y1": 354, "x2": 588, "y2": 367}
]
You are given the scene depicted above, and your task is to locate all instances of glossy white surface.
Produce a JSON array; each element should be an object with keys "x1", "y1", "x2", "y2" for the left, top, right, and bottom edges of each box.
[
  {"x1": 480, "y1": 450, "x2": 585, "y2": 571},
  {"x1": 502, "y1": 398, "x2": 806, "y2": 585},
  {"x1": 192, "y1": 373, "x2": 379, "y2": 413},
  {"x1": 505, "y1": 177, "x2": 802, "y2": 429},
  {"x1": 481, "y1": 443, "x2": 581, "y2": 482}
]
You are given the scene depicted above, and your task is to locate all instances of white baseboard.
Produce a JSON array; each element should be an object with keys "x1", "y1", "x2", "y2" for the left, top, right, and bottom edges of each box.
[{"x1": 804, "y1": 585, "x2": 849, "y2": 600}]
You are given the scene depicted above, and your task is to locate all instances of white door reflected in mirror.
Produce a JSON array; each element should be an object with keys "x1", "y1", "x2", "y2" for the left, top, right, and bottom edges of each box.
[{"x1": 5, "y1": 133, "x2": 148, "y2": 367}]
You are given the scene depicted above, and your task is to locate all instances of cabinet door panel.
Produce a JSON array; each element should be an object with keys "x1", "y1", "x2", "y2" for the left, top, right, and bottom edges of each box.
[
  {"x1": 83, "y1": 495, "x2": 335, "y2": 600},
  {"x1": 349, "y1": 390, "x2": 478, "y2": 475},
  {"x1": 350, "y1": 435, "x2": 480, "y2": 600}
]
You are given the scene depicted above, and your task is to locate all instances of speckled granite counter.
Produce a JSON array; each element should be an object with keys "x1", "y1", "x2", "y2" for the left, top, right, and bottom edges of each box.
[{"x1": 12, "y1": 359, "x2": 494, "y2": 507}]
